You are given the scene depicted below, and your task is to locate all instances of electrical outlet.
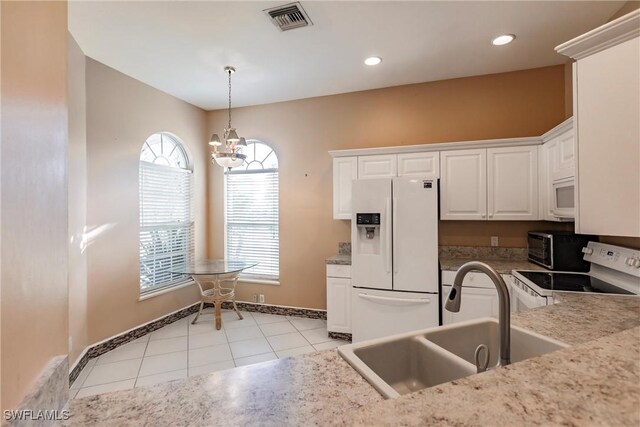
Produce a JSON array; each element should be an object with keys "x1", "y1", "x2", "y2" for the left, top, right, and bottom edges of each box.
[
  {"x1": 491, "y1": 236, "x2": 499, "y2": 247},
  {"x1": 259, "y1": 294, "x2": 265, "y2": 304},
  {"x1": 252, "y1": 293, "x2": 258, "y2": 303},
  {"x1": 69, "y1": 336, "x2": 73, "y2": 351}
]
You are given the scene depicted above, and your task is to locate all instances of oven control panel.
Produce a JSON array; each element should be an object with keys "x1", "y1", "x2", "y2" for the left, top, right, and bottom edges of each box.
[{"x1": 583, "y1": 242, "x2": 640, "y2": 277}]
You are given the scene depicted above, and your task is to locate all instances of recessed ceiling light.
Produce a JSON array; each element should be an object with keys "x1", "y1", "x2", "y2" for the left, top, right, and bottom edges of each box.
[
  {"x1": 364, "y1": 56, "x2": 382, "y2": 66},
  {"x1": 492, "y1": 34, "x2": 515, "y2": 46}
]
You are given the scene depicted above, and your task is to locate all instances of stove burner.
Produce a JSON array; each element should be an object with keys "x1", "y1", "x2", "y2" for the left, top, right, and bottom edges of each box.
[{"x1": 517, "y1": 272, "x2": 634, "y2": 295}]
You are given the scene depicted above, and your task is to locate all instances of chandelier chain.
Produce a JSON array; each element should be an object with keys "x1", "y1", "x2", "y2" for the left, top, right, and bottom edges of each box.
[{"x1": 228, "y1": 69, "x2": 232, "y2": 130}]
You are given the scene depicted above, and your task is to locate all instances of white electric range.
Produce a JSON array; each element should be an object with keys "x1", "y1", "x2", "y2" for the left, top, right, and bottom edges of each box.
[{"x1": 511, "y1": 241, "x2": 640, "y2": 312}]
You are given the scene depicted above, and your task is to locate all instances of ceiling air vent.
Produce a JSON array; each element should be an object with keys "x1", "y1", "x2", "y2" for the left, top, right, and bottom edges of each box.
[{"x1": 264, "y1": 2, "x2": 313, "y2": 32}]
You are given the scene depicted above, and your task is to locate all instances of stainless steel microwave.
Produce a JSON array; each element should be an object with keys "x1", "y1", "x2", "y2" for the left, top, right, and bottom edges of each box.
[{"x1": 527, "y1": 231, "x2": 595, "y2": 271}]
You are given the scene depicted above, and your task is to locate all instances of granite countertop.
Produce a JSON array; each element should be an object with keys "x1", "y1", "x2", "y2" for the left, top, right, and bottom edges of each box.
[
  {"x1": 69, "y1": 293, "x2": 640, "y2": 426},
  {"x1": 328, "y1": 254, "x2": 544, "y2": 272},
  {"x1": 325, "y1": 254, "x2": 351, "y2": 265},
  {"x1": 439, "y1": 257, "x2": 545, "y2": 274}
]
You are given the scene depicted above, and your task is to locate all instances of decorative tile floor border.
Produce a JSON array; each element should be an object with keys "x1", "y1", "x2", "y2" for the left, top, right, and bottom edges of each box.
[
  {"x1": 220, "y1": 301, "x2": 327, "y2": 319},
  {"x1": 69, "y1": 301, "x2": 327, "y2": 386},
  {"x1": 328, "y1": 331, "x2": 352, "y2": 342}
]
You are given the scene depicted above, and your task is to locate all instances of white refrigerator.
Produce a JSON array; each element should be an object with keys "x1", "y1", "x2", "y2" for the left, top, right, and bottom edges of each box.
[{"x1": 351, "y1": 177, "x2": 439, "y2": 342}]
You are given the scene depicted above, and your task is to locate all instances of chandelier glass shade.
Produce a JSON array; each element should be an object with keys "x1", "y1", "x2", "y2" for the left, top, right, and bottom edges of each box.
[{"x1": 210, "y1": 66, "x2": 247, "y2": 168}]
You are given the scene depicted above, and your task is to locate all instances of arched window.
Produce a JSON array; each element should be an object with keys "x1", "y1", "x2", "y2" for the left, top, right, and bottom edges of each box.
[
  {"x1": 225, "y1": 140, "x2": 279, "y2": 281},
  {"x1": 139, "y1": 133, "x2": 194, "y2": 295}
]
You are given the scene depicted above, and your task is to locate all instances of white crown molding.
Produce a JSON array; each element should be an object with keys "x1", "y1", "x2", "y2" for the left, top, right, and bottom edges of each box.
[
  {"x1": 541, "y1": 117, "x2": 574, "y2": 142},
  {"x1": 556, "y1": 9, "x2": 640, "y2": 60},
  {"x1": 329, "y1": 136, "x2": 542, "y2": 158}
]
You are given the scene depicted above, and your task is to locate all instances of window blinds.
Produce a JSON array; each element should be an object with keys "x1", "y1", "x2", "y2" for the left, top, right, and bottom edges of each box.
[
  {"x1": 225, "y1": 170, "x2": 279, "y2": 280},
  {"x1": 139, "y1": 162, "x2": 194, "y2": 294}
]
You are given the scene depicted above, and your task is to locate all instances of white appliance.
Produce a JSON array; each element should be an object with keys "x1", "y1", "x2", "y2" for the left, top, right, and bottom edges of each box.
[
  {"x1": 351, "y1": 177, "x2": 439, "y2": 342},
  {"x1": 551, "y1": 177, "x2": 575, "y2": 219},
  {"x1": 511, "y1": 241, "x2": 640, "y2": 313}
]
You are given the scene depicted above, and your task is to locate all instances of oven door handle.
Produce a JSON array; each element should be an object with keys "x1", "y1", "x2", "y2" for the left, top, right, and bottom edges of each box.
[{"x1": 510, "y1": 282, "x2": 546, "y2": 309}]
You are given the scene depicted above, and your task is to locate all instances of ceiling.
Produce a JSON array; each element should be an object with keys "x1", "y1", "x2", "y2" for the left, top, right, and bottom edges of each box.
[{"x1": 69, "y1": 1, "x2": 625, "y2": 110}]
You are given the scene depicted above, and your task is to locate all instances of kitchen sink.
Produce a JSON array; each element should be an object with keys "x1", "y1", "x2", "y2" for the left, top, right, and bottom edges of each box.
[
  {"x1": 348, "y1": 335, "x2": 476, "y2": 398},
  {"x1": 338, "y1": 317, "x2": 569, "y2": 399},
  {"x1": 423, "y1": 318, "x2": 569, "y2": 366}
]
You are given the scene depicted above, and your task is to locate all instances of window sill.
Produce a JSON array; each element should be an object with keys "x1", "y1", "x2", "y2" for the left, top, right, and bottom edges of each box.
[
  {"x1": 138, "y1": 280, "x2": 196, "y2": 301},
  {"x1": 238, "y1": 277, "x2": 280, "y2": 286}
]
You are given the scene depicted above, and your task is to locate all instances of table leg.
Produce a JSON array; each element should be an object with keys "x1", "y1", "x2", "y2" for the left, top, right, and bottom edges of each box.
[
  {"x1": 213, "y1": 275, "x2": 223, "y2": 330},
  {"x1": 192, "y1": 301, "x2": 204, "y2": 325},
  {"x1": 214, "y1": 301, "x2": 222, "y2": 330}
]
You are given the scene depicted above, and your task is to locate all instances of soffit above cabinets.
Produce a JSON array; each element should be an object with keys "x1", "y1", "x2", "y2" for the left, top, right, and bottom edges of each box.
[{"x1": 68, "y1": 1, "x2": 624, "y2": 110}]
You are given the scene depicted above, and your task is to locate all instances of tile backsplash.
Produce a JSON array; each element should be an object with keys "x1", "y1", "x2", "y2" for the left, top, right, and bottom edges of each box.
[
  {"x1": 338, "y1": 242, "x2": 351, "y2": 256},
  {"x1": 439, "y1": 245, "x2": 528, "y2": 261}
]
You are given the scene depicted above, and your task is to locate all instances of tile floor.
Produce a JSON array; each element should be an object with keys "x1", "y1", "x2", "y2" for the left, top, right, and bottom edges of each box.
[{"x1": 71, "y1": 309, "x2": 347, "y2": 399}]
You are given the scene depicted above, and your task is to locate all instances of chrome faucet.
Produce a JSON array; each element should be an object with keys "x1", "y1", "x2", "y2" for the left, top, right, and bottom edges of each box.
[{"x1": 444, "y1": 261, "x2": 511, "y2": 367}]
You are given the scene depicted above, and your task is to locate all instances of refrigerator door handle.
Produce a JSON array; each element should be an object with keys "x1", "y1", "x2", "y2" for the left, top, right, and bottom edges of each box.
[
  {"x1": 358, "y1": 292, "x2": 432, "y2": 306},
  {"x1": 385, "y1": 197, "x2": 391, "y2": 273},
  {"x1": 393, "y1": 197, "x2": 398, "y2": 274}
]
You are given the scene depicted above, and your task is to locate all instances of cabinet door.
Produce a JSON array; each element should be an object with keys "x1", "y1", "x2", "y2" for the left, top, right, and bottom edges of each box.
[
  {"x1": 440, "y1": 149, "x2": 487, "y2": 220},
  {"x1": 441, "y1": 285, "x2": 499, "y2": 325},
  {"x1": 397, "y1": 152, "x2": 440, "y2": 178},
  {"x1": 327, "y1": 277, "x2": 351, "y2": 333},
  {"x1": 575, "y1": 37, "x2": 640, "y2": 237},
  {"x1": 553, "y1": 128, "x2": 575, "y2": 181},
  {"x1": 358, "y1": 154, "x2": 397, "y2": 179},
  {"x1": 540, "y1": 141, "x2": 559, "y2": 221},
  {"x1": 332, "y1": 157, "x2": 358, "y2": 220},
  {"x1": 487, "y1": 146, "x2": 539, "y2": 221}
]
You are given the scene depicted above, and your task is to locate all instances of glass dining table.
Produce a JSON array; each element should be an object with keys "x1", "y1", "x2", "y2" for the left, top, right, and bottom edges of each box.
[{"x1": 171, "y1": 259, "x2": 257, "y2": 330}]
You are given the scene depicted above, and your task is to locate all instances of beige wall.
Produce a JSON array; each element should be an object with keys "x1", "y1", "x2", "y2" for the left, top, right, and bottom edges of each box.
[
  {"x1": 608, "y1": 1, "x2": 640, "y2": 21},
  {"x1": 207, "y1": 65, "x2": 568, "y2": 310},
  {"x1": 68, "y1": 34, "x2": 89, "y2": 365},
  {"x1": 84, "y1": 59, "x2": 207, "y2": 344},
  {"x1": 1, "y1": 1, "x2": 69, "y2": 410}
]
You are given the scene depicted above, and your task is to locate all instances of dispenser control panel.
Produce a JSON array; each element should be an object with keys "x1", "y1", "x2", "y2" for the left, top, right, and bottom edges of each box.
[{"x1": 356, "y1": 213, "x2": 380, "y2": 226}]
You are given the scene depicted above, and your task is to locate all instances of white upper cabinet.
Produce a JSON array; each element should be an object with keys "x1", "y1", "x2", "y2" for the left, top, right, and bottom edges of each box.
[
  {"x1": 397, "y1": 152, "x2": 440, "y2": 178},
  {"x1": 539, "y1": 141, "x2": 558, "y2": 221},
  {"x1": 358, "y1": 154, "x2": 397, "y2": 179},
  {"x1": 487, "y1": 146, "x2": 539, "y2": 221},
  {"x1": 440, "y1": 149, "x2": 487, "y2": 220},
  {"x1": 332, "y1": 157, "x2": 357, "y2": 220},
  {"x1": 556, "y1": 10, "x2": 640, "y2": 237},
  {"x1": 554, "y1": 127, "x2": 575, "y2": 181},
  {"x1": 539, "y1": 118, "x2": 575, "y2": 222},
  {"x1": 441, "y1": 146, "x2": 539, "y2": 221}
]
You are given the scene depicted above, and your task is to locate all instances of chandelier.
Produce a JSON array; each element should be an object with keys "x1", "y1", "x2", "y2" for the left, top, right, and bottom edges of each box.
[{"x1": 209, "y1": 66, "x2": 247, "y2": 168}]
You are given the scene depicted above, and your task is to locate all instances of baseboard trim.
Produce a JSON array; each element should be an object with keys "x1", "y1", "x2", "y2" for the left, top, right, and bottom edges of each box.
[{"x1": 69, "y1": 301, "x2": 327, "y2": 386}]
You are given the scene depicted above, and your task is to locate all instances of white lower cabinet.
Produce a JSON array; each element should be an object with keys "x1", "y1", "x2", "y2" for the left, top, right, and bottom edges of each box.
[
  {"x1": 327, "y1": 265, "x2": 352, "y2": 334},
  {"x1": 441, "y1": 271, "x2": 511, "y2": 325}
]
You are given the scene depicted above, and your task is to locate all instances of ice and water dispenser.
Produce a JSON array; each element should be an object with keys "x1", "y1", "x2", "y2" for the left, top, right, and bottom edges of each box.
[{"x1": 355, "y1": 213, "x2": 381, "y2": 255}]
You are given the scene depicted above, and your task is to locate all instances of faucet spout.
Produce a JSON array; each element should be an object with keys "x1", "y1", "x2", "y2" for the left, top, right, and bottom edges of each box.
[{"x1": 444, "y1": 261, "x2": 511, "y2": 367}]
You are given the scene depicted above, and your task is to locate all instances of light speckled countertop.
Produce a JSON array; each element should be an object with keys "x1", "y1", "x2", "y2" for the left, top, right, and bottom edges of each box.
[
  {"x1": 69, "y1": 293, "x2": 640, "y2": 426},
  {"x1": 325, "y1": 254, "x2": 351, "y2": 265}
]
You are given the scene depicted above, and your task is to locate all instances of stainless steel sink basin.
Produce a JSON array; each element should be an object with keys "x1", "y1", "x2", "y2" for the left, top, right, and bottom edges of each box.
[
  {"x1": 423, "y1": 318, "x2": 569, "y2": 366},
  {"x1": 338, "y1": 317, "x2": 569, "y2": 399}
]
